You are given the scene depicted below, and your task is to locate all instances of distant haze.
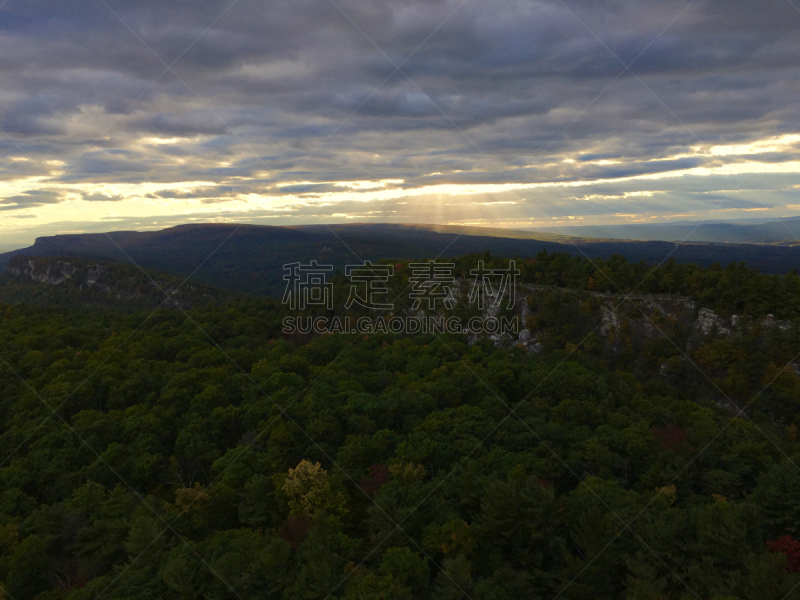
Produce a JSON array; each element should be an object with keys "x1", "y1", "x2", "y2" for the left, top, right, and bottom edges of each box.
[{"x1": 531, "y1": 216, "x2": 800, "y2": 244}]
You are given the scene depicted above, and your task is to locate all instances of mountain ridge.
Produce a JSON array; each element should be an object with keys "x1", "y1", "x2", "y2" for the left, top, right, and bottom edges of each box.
[
  {"x1": 532, "y1": 215, "x2": 800, "y2": 244},
  {"x1": 3, "y1": 222, "x2": 800, "y2": 297}
]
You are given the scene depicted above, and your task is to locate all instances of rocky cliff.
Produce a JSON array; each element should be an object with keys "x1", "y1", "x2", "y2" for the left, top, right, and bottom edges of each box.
[{"x1": 1, "y1": 255, "x2": 235, "y2": 310}]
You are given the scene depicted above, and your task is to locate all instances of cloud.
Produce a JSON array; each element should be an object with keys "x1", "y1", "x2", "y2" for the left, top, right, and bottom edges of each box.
[
  {"x1": 278, "y1": 183, "x2": 343, "y2": 195},
  {"x1": 0, "y1": 0, "x2": 799, "y2": 238},
  {"x1": 130, "y1": 114, "x2": 229, "y2": 136},
  {"x1": 80, "y1": 191, "x2": 125, "y2": 202},
  {"x1": 0, "y1": 189, "x2": 66, "y2": 210}
]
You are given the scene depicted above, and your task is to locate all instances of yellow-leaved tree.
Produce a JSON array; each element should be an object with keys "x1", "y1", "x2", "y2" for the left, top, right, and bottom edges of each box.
[{"x1": 282, "y1": 460, "x2": 347, "y2": 519}]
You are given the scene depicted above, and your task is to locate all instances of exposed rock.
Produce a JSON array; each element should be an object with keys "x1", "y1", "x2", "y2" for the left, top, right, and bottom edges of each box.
[
  {"x1": 640, "y1": 318, "x2": 658, "y2": 337},
  {"x1": 762, "y1": 314, "x2": 792, "y2": 332},
  {"x1": 4, "y1": 255, "x2": 229, "y2": 310},
  {"x1": 695, "y1": 308, "x2": 730, "y2": 335},
  {"x1": 9, "y1": 259, "x2": 77, "y2": 285},
  {"x1": 85, "y1": 264, "x2": 106, "y2": 286},
  {"x1": 600, "y1": 306, "x2": 619, "y2": 336}
]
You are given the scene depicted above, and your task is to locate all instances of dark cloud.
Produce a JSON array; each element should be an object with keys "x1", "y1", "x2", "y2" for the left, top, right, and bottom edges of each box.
[
  {"x1": 70, "y1": 154, "x2": 152, "y2": 176},
  {"x1": 0, "y1": 189, "x2": 66, "y2": 210},
  {"x1": 81, "y1": 191, "x2": 125, "y2": 202},
  {"x1": 131, "y1": 113, "x2": 229, "y2": 136},
  {"x1": 278, "y1": 183, "x2": 343, "y2": 195},
  {"x1": 145, "y1": 185, "x2": 239, "y2": 200}
]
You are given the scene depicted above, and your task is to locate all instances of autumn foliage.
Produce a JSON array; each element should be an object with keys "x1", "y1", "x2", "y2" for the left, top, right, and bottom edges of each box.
[{"x1": 767, "y1": 535, "x2": 800, "y2": 573}]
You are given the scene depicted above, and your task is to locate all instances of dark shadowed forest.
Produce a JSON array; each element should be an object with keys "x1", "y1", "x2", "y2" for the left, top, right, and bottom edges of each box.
[{"x1": 1, "y1": 251, "x2": 800, "y2": 599}]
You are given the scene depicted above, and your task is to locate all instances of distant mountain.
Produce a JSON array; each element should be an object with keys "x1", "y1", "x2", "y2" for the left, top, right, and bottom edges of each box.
[
  {"x1": 2, "y1": 222, "x2": 800, "y2": 298},
  {"x1": 533, "y1": 216, "x2": 800, "y2": 244}
]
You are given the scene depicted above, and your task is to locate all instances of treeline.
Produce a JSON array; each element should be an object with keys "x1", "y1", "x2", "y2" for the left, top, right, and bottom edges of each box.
[
  {"x1": 369, "y1": 250, "x2": 800, "y2": 319},
  {"x1": 4, "y1": 250, "x2": 800, "y2": 321},
  {"x1": 517, "y1": 250, "x2": 800, "y2": 318},
  {"x1": 438, "y1": 250, "x2": 800, "y2": 319}
]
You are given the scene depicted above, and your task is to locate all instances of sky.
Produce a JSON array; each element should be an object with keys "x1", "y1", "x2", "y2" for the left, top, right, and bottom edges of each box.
[{"x1": 2, "y1": 0, "x2": 800, "y2": 245}]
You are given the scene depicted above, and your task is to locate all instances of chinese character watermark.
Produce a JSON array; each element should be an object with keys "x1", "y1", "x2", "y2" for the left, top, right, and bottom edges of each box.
[
  {"x1": 408, "y1": 261, "x2": 456, "y2": 310},
  {"x1": 280, "y1": 259, "x2": 521, "y2": 336},
  {"x1": 282, "y1": 261, "x2": 333, "y2": 310},
  {"x1": 468, "y1": 260, "x2": 520, "y2": 310},
  {"x1": 345, "y1": 261, "x2": 394, "y2": 310}
]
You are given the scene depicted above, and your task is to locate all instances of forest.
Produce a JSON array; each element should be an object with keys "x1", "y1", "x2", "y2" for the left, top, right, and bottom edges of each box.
[{"x1": 0, "y1": 250, "x2": 800, "y2": 599}]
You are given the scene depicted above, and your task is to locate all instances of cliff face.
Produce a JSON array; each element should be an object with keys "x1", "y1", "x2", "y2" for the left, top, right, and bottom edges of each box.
[
  {"x1": 8, "y1": 258, "x2": 78, "y2": 285},
  {"x1": 422, "y1": 277, "x2": 787, "y2": 355},
  {"x1": 2, "y1": 255, "x2": 233, "y2": 310},
  {"x1": 476, "y1": 280, "x2": 795, "y2": 355},
  {"x1": 9, "y1": 257, "x2": 142, "y2": 300}
]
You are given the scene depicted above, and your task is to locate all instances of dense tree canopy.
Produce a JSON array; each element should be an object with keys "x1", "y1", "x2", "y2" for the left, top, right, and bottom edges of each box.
[{"x1": 0, "y1": 253, "x2": 799, "y2": 599}]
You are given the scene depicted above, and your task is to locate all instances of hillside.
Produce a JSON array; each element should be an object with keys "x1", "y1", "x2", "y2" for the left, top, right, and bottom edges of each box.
[
  {"x1": 3, "y1": 223, "x2": 800, "y2": 297},
  {"x1": 0, "y1": 253, "x2": 799, "y2": 599},
  {"x1": 0, "y1": 255, "x2": 238, "y2": 311}
]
